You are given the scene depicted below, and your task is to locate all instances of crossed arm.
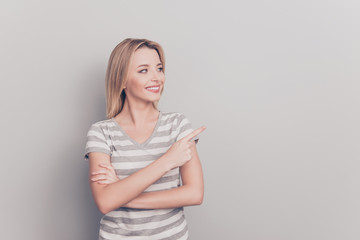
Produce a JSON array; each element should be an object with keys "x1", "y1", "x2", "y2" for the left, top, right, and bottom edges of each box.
[{"x1": 88, "y1": 140, "x2": 204, "y2": 214}]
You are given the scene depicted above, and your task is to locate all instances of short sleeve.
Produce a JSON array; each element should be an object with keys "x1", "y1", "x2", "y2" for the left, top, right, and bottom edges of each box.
[
  {"x1": 175, "y1": 113, "x2": 200, "y2": 144},
  {"x1": 84, "y1": 123, "x2": 111, "y2": 161}
]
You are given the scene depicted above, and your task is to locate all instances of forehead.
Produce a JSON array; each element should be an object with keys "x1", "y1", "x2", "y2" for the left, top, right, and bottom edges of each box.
[{"x1": 131, "y1": 47, "x2": 161, "y2": 65}]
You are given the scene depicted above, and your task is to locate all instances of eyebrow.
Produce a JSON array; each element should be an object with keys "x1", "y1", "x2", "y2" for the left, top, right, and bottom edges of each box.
[{"x1": 137, "y1": 63, "x2": 163, "y2": 68}]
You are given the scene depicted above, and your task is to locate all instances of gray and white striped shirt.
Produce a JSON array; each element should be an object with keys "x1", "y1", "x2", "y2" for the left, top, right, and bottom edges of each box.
[{"x1": 84, "y1": 111, "x2": 199, "y2": 240}]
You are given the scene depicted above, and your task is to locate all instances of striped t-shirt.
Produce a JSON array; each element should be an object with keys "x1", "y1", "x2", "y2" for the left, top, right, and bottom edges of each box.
[{"x1": 84, "y1": 111, "x2": 199, "y2": 240}]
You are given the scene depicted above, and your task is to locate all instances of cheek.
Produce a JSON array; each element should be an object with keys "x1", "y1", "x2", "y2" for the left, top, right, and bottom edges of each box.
[
  {"x1": 133, "y1": 80, "x2": 145, "y2": 90},
  {"x1": 159, "y1": 75, "x2": 165, "y2": 84},
  {"x1": 127, "y1": 76, "x2": 146, "y2": 91}
]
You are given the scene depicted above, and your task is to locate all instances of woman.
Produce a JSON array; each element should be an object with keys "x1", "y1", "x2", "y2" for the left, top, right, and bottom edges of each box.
[{"x1": 84, "y1": 38, "x2": 206, "y2": 240}]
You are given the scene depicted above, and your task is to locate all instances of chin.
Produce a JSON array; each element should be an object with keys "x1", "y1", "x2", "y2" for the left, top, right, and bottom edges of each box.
[
  {"x1": 141, "y1": 97, "x2": 160, "y2": 103},
  {"x1": 145, "y1": 94, "x2": 161, "y2": 102},
  {"x1": 150, "y1": 97, "x2": 161, "y2": 102}
]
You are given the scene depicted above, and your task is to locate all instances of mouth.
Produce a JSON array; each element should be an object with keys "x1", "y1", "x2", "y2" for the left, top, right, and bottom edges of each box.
[{"x1": 145, "y1": 85, "x2": 160, "y2": 93}]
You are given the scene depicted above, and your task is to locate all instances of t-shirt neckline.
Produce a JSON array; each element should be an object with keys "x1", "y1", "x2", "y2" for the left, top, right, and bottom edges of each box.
[{"x1": 111, "y1": 111, "x2": 162, "y2": 148}]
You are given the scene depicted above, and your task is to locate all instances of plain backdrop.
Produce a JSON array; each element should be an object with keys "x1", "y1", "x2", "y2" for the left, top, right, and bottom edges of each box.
[{"x1": 1, "y1": 0, "x2": 359, "y2": 239}]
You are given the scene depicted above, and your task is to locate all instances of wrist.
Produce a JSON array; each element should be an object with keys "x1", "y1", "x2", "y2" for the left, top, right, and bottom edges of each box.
[{"x1": 156, "y1": 154, "x2": 172, "y2": 173}]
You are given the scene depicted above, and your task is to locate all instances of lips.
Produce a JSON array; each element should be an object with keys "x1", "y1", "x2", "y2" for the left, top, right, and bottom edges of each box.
[{"x1": 145, "y1": 85, "x2": 160, "y2": 93}]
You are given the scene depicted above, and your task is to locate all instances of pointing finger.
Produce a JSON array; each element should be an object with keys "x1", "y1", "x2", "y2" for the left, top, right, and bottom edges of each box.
[{"x1": 182, "y1": 126, "x2": 206, "y2": 142}]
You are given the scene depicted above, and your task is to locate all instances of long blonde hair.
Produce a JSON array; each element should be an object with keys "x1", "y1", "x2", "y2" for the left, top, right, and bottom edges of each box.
[{"x1": 105, "y1": 38, "x2": 166, "y2": 119}]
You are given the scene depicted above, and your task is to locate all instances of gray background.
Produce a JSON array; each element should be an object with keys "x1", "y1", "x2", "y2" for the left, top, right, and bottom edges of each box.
[{"x1": 1, "y1": 0, "x2": 359, "y2": 239}]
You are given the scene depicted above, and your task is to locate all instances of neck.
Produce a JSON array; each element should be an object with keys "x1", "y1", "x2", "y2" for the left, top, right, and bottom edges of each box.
[{"x1": 119, "y1": 98, "x2": 159, "y2": 127}]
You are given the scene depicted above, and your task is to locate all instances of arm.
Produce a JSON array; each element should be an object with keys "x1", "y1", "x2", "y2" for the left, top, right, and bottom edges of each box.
[
  {"x1": 88, "y1": 126, "x2": 206, "y2": 214},
  {"x1": 122, "y1": 140, "x2": 204, "y2": 209},
  {"x1": 88, "y1": 152, "x2": 170, "y2": 214}
]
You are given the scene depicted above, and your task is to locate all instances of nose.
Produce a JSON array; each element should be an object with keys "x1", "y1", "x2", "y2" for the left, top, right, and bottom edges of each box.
[{"x1": 150, "y1": 68, "x2": 162, "y2": 82}]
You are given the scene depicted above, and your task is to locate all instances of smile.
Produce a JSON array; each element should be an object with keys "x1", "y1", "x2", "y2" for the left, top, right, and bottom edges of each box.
[{"x1": 145, "y1": 85, "x2": 160, "y2": 93}]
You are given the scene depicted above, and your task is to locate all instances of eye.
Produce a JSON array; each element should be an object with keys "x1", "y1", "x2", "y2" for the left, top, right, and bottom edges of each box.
[
  {"x1": 158, "y1": 67, "x2": 163, "y2": 72},
  {"x1": 139, "y1": 69, "x2": 147, "y2": 73}
]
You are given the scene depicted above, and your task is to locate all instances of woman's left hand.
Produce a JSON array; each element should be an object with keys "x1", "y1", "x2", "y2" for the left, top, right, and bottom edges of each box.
[{"x1": 90, "y1": 163, "x2": 120, "y2": 185}]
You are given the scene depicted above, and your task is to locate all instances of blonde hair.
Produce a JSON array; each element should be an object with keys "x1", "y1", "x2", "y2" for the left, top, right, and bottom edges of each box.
[{"x1": 105, "y1": 38, "x2": 166, "y2": 119}]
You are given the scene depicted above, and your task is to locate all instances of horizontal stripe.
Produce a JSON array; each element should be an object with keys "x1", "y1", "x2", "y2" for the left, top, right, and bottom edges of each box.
[
  {"x1": 114, "y1": 167, "x2": 142, "y2": 176},
  {"x1": 144, "y1": 179, "x2": 180, "y2": 192},
  {"x1": 149, "y1": 135, "x2": 174, "y2": 144},
  {"x1": 87, "y1": 129, "x2": 107, "y2": 140},
  {"x1": 152, "y1": 171, "x2": 179, "y2": 184},
  {"x1": 110, "y1": 154, "x2": 160, "y2": 163},
  {"x1": 159, "y1": 223, "x2": 188, "y2": 240},
  {"x1": 105, "y1": 208, "x2": 176, "y2": 219},
  {"x1": 84, "y1": 147, "x2": 111, "y2": 161},
  {"x1": 116, "y1": 167, "x2": 179, "y2": 179},
  {"x1": 101, "y1": 209, "x2": 183, "y2": 231},
  {"x1": 109, "y1": 134, "x2": 174, "y2": 148},
  {"x1": 117, "y1": 167, "x2": 179, "y2": 180},
  {"x1": 111, "y1": 139, "x2": 134, "y2": 147},
  {"x1": 86, "y1": 140, "x2": 110, "y2": 150},
  {"x1": 160, "y1": 112, "x2": 180, "y2": 121},
  {"x1": 111, "y1": 161, "x2": 151, "y2": 170},
  {"x1": 157, "y1": 122, "x2": 173, "y2": 132},
  {"x1": 99, "y1": 214, "x2": 186, "y2": 238},
  {"x1": 102, "y1": 129, "x2": 125, "y2": 137},
  {"x1": 112, "y1": 141, "x2": 173, "y2": 153},
  {"x1": 111, "y1": 147, "x2": 169, "y2": 157}
]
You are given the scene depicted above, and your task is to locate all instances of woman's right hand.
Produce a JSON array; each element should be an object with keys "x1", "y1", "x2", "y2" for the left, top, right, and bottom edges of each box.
[{"x1": 161, "y1": 126, "x2": 206, "y2": 170}]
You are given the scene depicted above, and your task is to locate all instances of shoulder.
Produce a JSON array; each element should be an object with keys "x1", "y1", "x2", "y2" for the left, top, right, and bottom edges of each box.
[
  {"x1": 162, "y1": 111, "x2": 198, "y2": 142},
  {"x1": 160, "y1": 111, "x2": 195, "y2": 133},
  {"x1": 87, "y1": 118, "x2": 114, "y2": 133},
  {"x1": 160, "y1": 111, "x2": 187, "y2": 125}
]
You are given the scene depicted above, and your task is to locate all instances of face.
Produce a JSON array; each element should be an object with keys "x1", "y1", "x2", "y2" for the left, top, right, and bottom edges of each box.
[{"x1": 124, "y1": 47, "x2": 165, "y2": 105}]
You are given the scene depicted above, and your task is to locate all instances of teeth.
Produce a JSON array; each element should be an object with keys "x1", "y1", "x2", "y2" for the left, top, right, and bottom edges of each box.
[{"x1": 146, "y1": 87, "x2": 159, "y2": 90}]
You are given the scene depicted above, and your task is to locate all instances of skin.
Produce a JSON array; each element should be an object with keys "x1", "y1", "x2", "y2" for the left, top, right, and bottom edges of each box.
[{"x1": 88, "y1": 47, "x2": 206, "y2": 214}]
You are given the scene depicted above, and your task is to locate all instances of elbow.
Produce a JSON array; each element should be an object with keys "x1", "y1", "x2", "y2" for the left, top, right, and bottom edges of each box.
[
  {"x1": 98, "y1": 205, "x2": 111, "y2": 215},
  {"x1": 196, "y1": 193, "x2": 204, "y2": 205},
  {"x1": 184, "y1": 184, "x2": 204, "y2": 206},
  {"x1": 96, "y1": 196, "x2": 129, "y2": 215},
  {"x1": 96, "y1": 197, "x2": 120, "y2": 215},
  {"x1": 94, "y1": 194, "x2": 111, "y2": 214},
  {"x1": 94, "y1": 189, "x2": 129, "y2": 214},
  {"x1": 191, "y1": 189, "x2": 204, "y2": 206},
  {"x1": 96, "y1": 200, "x2": 111, "y2": 215}
]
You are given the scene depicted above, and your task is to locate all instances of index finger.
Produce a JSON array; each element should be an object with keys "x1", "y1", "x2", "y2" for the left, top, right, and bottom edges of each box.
[{"x1": 182, "y1": 126, "x2": 206, "y2": 142}]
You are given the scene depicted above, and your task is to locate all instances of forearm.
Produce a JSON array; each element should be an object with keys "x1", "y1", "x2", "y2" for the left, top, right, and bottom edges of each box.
[
  {"x1": 124, "y1": 142, "x2": 205, "y2": 210},
  {"x1": 95, "y1": 157, "x2": 170, "y2": 214},
  {"x1": 124, "y1": 185, "x2": 204, "y2": 209}
]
